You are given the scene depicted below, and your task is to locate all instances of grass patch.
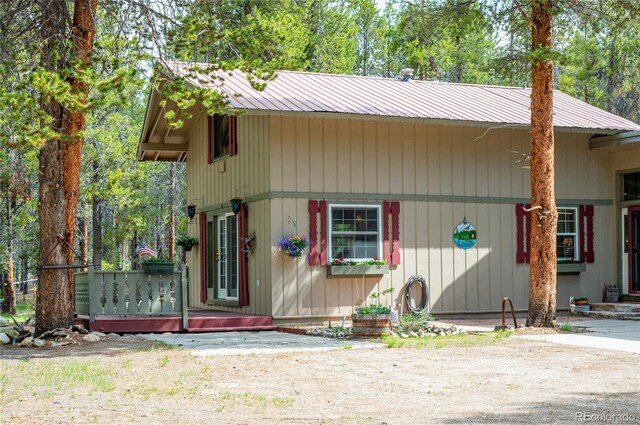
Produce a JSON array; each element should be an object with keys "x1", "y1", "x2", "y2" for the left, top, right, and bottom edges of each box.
[
  {"x1": 159, "y1": 354, "x2": 170, "y2": 367},
  {"x1": 135, "y1": 340, "x2": 177, "y2": 351},
  {"x1": 0, "y1": 300, "x2": 35, "y2": 322},
  {"x1": 558, "y1": 323, "x2": 573, "y2": 332},
  {"x1": 219, "y1": 391, "x2": 294, "y2": 411},
  {"x1": 383, "y1": 331, "x2": 511, "y2": 349},
  {"x1": 14, "y1": 359, "x2": 115, "y2": 397},
  {"x1": 342, "y1": 343, "x2": 353, "y2": 349}
]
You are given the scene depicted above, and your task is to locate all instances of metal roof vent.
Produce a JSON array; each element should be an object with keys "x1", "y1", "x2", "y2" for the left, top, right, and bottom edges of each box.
[{"x1": 400, "y1": 68, "x2": 413, "y2": 82}]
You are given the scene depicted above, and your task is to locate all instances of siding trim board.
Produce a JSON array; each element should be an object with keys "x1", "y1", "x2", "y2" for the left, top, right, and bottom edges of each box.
[{"x1": 196, "y1": 192, "x2": 612, "y2": 213}]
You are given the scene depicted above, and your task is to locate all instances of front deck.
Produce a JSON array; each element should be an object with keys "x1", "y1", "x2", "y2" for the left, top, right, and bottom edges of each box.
[{"x1": 74, "y1": 269, "x2": 273, "y2": 333}]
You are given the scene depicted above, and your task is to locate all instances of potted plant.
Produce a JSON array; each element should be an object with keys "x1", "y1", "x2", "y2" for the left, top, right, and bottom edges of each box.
[
  {"x1": 176, "y1": 235, "x2": 199, "y2": 252},
  {"x1": 351, "y1": 288, "x2": 394, "y2": 337},
  {"x1": 327, "y1": 257, "x2": 389, "y2": 277},
  {"x1": 278, "y1": 235, "x2": 310, "y2": 258},
  {"x1": 572, "y1": 297, "x2": 590, "y2": 312},
  {"x1": 142, "y1": 257, "x2": 175, "y2": 275}
]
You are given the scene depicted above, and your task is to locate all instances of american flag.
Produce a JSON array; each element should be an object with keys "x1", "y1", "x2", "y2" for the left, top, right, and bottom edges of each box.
[{"x1": 137, "y1": 244, "x2": 157, "y2": 258}]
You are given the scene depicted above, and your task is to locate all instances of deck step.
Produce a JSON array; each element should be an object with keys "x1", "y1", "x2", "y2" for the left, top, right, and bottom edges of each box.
[
  {"x1": 185, "y1": 325, "x2": 277, "y2": 333},
  {"x1": 589, "y1": 303, "x2": 640, "y2": 313},
  {"x1": 578, "y1": 310, "x2": 640, "y2": 320}
]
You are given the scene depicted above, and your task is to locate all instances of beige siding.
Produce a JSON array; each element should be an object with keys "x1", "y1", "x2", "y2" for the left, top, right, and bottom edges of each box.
[
  {"x1": 185, "y1": 115, "x2": 272, "y2": 314},
  {"x1": 269, "y1": 116, "x2": 614, "y2": 317}
]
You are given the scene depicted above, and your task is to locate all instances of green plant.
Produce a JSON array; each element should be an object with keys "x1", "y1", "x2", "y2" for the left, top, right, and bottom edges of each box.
[
  {"x1": 573, "y1": 297, "x2": 588, "y2": 302},
  {"x1": 355, "y1": 287, "x2": 394, "y2": 314},
  {"x1": 399, "y1": 311, "x2": 435, "y2": 331},
  {"x1": 176, "y1": 235, "x2": 198, "y2": 249},
  {"x1": 558, "y1": 323, "x2": 573, "y2": 332},
  {"x1": 330, "y1": 257, "x2": 386, "y2": 266},
  {"x1": 142, "y1": 257, "x2": 173, "y2": 263}
]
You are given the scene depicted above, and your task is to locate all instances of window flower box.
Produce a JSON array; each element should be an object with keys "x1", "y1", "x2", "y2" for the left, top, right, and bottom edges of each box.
[
  {"x1": 327, "y1": 265, "x2": 389, "y2": 277},
  {"x1": 557, "y1": 262, "x2": 586, "y2": 274},
  {"x1": 142, "y1": 261, "x2": 175, "y2": 275}
]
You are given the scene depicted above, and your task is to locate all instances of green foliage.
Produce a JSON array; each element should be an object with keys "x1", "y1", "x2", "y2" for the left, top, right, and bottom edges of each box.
[
  {"x1": 384, "y1": 330, "x2": 512, "y2": 349},
  {"x1": 399, "y1": 311, "x2": 435, "y2": 331},
  {"x1": 356, "y1": 287, "x2": 394, "y2": 314}
]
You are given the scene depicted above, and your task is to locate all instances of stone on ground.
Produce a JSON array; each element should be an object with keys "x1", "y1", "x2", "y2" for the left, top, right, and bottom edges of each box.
[{"x1": 83, "y1": 334, "x2": 101, "y2": 342}]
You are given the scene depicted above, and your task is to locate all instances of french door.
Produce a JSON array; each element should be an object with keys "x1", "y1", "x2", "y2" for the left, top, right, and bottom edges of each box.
[
  {"x1": 628, "y1": 207, "x2": 640, "y2": 294},
  {"x1": 215, "y1": 214, "x2": 238, "y2": 300}
]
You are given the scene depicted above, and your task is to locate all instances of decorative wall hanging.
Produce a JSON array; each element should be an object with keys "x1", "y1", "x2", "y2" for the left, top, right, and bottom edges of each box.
[{"x1": 453, "y1": 218, "x2": 477, "y2": 250}]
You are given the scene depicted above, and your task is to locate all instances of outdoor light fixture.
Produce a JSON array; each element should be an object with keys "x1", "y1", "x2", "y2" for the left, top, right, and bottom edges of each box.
[
  {"x1": 187, "y1": 204, "x2": 197, "y2": 220},
  {"x1": 230, "y1": 197, "x2": 243, "y2": 215}
]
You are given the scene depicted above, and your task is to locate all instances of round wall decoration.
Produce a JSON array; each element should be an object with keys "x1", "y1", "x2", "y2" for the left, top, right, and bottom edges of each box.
[{"x1": 453, "y1": 220, "x2": 477, "y2": 250}]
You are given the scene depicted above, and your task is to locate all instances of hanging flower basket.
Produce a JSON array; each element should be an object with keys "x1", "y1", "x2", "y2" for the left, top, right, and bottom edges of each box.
[{"x1": 278, "y1": 235, "x2": 310, "y2": 258}]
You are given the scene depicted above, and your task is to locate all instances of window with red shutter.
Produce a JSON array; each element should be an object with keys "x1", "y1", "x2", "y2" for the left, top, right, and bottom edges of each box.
[
  {"x1": 515, "y1": 204, "x2": 594, "y2": 265},
  {"x1": 309, "y1": 200, "x2": 400, "y2": 266},
  {"x1": 208, "y1": 114, "x2": 237, "y2": 163}
]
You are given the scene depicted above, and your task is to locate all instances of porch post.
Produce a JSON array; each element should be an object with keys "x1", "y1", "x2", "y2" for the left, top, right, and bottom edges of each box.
[{"x1": 181, "y1": 266, "x2": 189, "y2": 330}]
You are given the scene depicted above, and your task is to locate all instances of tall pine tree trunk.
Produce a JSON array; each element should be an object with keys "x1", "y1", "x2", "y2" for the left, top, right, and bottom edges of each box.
[
  {"x1": 527, "y1": 0, "x2": 557, "y2": 327},
  {"x1": 36, "y1": 0, "x2": 97, "y2": 335},
  {"x1": 2, "y1": 196, "x2": 16, "y2": 314}
]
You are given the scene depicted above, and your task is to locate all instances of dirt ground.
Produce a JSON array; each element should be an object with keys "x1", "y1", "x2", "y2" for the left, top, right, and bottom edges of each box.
[{"x1": 1, "y1": 334, "x2": 639, "y2": 425}]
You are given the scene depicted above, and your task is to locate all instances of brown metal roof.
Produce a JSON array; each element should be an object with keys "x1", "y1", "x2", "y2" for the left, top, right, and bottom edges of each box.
[{"x1": 162, "y1": 61, "x2": 640, "y2": 134}]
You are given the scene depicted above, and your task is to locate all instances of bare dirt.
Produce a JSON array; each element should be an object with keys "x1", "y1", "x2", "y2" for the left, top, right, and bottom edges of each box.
[{"x1": 1, "y1": 334, "x2": 639, "y2": 425}]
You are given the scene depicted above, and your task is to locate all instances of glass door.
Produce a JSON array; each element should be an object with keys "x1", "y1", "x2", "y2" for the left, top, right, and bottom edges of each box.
[
  {"x1": 215, "y1": 213, "x2": 238, "y2": 300},
  {"x1": 629, "y1": 206, "x2": 640, "y2": 294}
]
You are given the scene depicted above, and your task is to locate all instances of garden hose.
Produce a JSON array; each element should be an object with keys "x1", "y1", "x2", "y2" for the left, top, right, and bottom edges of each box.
[{"x1": 405, "y1": 275, "x2": 429, "y2": 313}]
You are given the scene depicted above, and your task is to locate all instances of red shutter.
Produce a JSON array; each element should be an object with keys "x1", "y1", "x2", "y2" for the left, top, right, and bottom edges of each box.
[
  {"x1": 229, "y1": 116, "x2": 237, "y2": 156},
  {"x1": 308, "y1": 200, "x2": 328, "y2": 266},
  {"x1": 309, "y1": 200, "x2": 320, "y2": 266},
  {"x1": 581, "y1": 205, "x2": 595, "y2": 263},
  {"x1": 516, "y1": 203, "x2": 531, "y2": 264},
  {"x1": 207, "y1": 116, "x2": 213, "y2": 164},
  {"x1": 579, "y1": 205, "x2": 586, "y2": 262},
  {"x1": 383, "y1": 201, "x2": 401, "y2": 265},
  {"x1": 238, "y1": 203, "x2": 249, "y2": 306},
  {"x1": 199, "y1": 212, "x2": 207, "y2": 303}
]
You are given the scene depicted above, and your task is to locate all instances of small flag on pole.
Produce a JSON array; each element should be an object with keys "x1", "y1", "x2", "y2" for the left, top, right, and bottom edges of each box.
[{"x1": 137, "y1": 244, "x2": 157, "y2": 258}]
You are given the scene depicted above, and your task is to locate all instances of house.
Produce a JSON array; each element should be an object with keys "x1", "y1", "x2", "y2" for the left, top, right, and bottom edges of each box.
[{"x1": 137, "y1": 61, "x2": 640, "y2": 324}]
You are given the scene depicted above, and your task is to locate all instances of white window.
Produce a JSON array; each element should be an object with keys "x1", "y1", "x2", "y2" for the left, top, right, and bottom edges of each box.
[
  {"x1": 328, "y1": 204, "x2": 382, "y2": 261},
  {"x1": 557, "y1": 207, "x2": 579, "y2": 261}
]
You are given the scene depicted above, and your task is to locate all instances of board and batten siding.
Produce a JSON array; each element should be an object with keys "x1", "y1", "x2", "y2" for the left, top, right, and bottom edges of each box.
[
  {"x1": 185, "y1": 114, "x2": 272, "y2": 314},
  {"x1": 269, "y1": 116, "x2": 614, "y2": 318}
]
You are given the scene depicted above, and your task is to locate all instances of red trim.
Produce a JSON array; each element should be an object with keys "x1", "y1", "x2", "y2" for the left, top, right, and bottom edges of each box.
[
  {"x1": 229, "y1": 116, "x2": 237, "y2": 156},
  {"x1": 516, "y1": 204, "x2": 526, "y2": 263},
  {"x1": 390, "y1": 201, "x2": 400, "y2": 265},
  {"x1": 585, "y1": 205, "x2": 594, "y2": 263},
  {"x1": 319, "y1": 200, "x2": 328, "y2": 266},
  {"x1": 199, "y1": 212, "x2": 207, "y2": 303},
  {"x1": 515, "y1": 203, "x2": 531, "y2": 263},
  {"x1": 207, "y1": 116, "x2": 213, "y2": 164},
  {"x1": 308, "y1": 200, "x2": 320, "y2": 266},
  {"x1": 383, "y1": 201, "x2": 391, "y2": 264},
  {"x1": 238, "y1": 203, "x2": 249, "y2": 306},
  {"x1": 525, "y1": 204, "x2": 531, "y2": 263},
  {"x1": 579, "y1": 205, "x2": 586, "y2": 261}
]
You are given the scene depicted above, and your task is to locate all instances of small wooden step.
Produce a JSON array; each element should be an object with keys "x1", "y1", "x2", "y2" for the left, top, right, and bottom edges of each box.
[
  {"x1": 589, "y1": 303, "x2": 640, "y2": 313},
  {"x1": 578, "y1": 310, "x2": 640, "y2": 320}
]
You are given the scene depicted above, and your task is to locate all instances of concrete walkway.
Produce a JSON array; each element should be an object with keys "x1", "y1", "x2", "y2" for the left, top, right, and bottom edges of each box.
[
  {"x1": 141, "y1": 331, "x2": 385, "y2": 356},
  {"x1": 515, "y1": 319, "x2": 640, "y2": 353}
]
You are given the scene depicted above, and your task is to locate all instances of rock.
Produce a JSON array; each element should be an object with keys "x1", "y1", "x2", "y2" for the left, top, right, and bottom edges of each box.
[
  {"x1": 20, "y1": 337, "x2": 33, "y2": 347},
  {"x1": 0, "y1": 317, "x2": 9, "y2": 326},
  {"x1": 459, "y1": 330, "x2": 467, "y2": 335},
  {"x1": 337, "y1": 332, "x2": 345, "y2": 338},
  {"x1": 409, "y1": 331, "x2": 418, "y2": 338},
  {"x1": 389, "y1": 331, "x2": 397, "y2": 338},
  {"x1": 417, "y1": 329, "x2": 425, "y2": 337},
  {"x1": 400, "y1": 333, "x2": 409, "y2": 338},
  {"x1": 0, "y1": 333, "x2": 10, "y2": 344},
  {"x1": 32, "y1": 338, "x2": 46, "y2": 347},
  {"x1": 90, "y1": 331, "x2": 107, "y2": 337},
  {"x1": 162, "y1": 332, "x2": 172, "y2": 335},
  {"x1": 71, "y1": 324, "x2": 89, "y2": 334},
  {"x1": 108, "y1": 333, "x2": 120, "y2": 338},
  {"x1": 1, "y1": 328, "x2": 19, "y2": 339},
  {"x1": 82, "y1": 334, "x2": 101, "y2": 342},
  {"x1": 425, "y1": 333, "x2": 437, "y2": 338},
  {"x1": 451, "y1": 325, "x2": 458, "y2": 332}
]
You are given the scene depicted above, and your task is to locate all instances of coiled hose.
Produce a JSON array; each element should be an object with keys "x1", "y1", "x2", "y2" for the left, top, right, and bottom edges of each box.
[{"x1": 405, "y1": 275, "x2": 429, "y2": 313}]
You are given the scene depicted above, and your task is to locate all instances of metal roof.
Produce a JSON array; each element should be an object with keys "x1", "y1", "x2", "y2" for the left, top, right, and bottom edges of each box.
[{"x1": 161, "y1": 60, "x2": 640, "y2": 134}]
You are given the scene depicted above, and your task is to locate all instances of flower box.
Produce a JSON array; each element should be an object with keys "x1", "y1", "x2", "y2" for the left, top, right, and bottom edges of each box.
[
  {"x1": 327, "y1": 265, "x2": 389, "y2": 277},
  {"x1": 142, "y1": 261, "x2": 175, "y2": 275},
  {"x1": 557, "y1": 262, "x2": 586, "y2": 274}
]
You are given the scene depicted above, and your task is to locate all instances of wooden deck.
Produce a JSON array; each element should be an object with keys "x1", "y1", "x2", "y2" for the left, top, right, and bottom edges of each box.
[{"x1": 75, "y1": 309, "x2": 275, "y2": 333}]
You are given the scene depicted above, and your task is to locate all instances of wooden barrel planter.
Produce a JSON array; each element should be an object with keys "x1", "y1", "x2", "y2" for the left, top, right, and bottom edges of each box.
[{"x1": 351, "y1": 314, "x2": 391, "y2": 337}]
